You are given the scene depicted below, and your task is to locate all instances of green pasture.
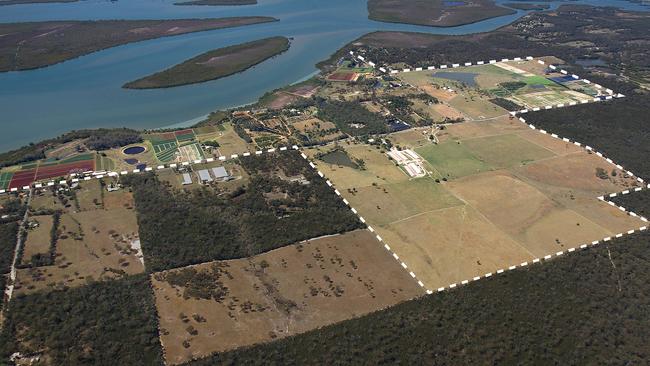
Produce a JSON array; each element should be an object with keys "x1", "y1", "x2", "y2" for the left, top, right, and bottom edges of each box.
[
  {"x1": 462, "y1": 134, "x2": 556, "y2": 168},
  {"x1": 416, "y1": 141, "x2": 493, "y2": 180}
]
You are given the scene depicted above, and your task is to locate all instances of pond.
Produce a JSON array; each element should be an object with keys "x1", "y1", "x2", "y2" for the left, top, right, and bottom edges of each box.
[
  {"x1": 123, "y1": 146, "x2": 146, "y2": 155},
  {"x1": 319, "y1": 150, "x2": 358, "y2": 168},
  {"x1": 431, "y1": 71, "x2": 478, "y2": 87}
]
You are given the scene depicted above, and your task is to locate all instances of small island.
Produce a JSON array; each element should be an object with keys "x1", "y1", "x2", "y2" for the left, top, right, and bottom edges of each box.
[
  {"x1": 175, "y1": 0, "x2": 257, "y2": 5},
  {"x1": 123, "y1": 36, "x2": 290, "y2": 89},
  {"x1": 367, "y1": 0, "x2": 516, "y2": 27},
  {"x1": 0, "y1": 17, "x2": 278, "y2": 72}
]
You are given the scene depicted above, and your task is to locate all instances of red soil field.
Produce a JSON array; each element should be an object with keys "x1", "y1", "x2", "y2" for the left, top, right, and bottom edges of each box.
[
  {"x1": 327, "y1": 72, "x2": 358, "y2": 81},
  {"x1": 174, "y1": 129, "x2": 193, "y2": 136},
  {"x1": 8, "y1": 160, "x2": 95, "y2": 189},
  {"x1": 8, "y1": 169, "x2": 37, "y2": 189}
]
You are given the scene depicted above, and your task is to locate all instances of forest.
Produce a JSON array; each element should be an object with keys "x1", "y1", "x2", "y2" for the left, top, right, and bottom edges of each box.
[
  {"x1": 326, "y1": 6, "x2": 649, "y2": 86},
  {"x1": 0, "y1": 274, "x2": 163, "y2": 365},
  {"x1": 317, "y1": 99, "x2": 388, "y2": 136},
  {"x1": 0, "y1": 222, "x2": 19, "y2": 312},
  {"x1": 610, "y1": 189, "x2": 650, "y2": 220},
  {"x1": 122, "y1": 151, "x2": 362, "y2": 272},
  {"x1": 0, "y1": 128, "x2": 142, "y2": 168}
]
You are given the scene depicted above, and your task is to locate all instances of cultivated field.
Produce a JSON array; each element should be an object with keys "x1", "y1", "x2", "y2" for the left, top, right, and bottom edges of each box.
[
  {"x1": 152, "y1": 229, "x2": 422, "y2": 364},
  {"x1": 396, "y1": 59, "x2": 600, "y2": 114},
  {"x1": 312, "y1": 117, "x2": 644, "y2": 290}
]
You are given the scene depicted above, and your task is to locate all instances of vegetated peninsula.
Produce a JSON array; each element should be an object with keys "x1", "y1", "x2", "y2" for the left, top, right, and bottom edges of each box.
[
  {"x1": 175, "y1": 0, "x2": 257, "y2": 6},
  {"x1": 367, "y1": 0, "x2": 516, "y2": 27},
  {"x1": 0, "y1": 17, "x2": 278, "y2": 72},
  {"x1": 0, "y1": 0, "x2": 77, "y2": 5},
  {"x1": 123, "y1": 36, "x2": 290, "y2": 89}
]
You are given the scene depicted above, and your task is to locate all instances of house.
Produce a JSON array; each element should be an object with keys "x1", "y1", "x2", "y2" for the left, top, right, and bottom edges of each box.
[
  {"x1": 181, "y1": 173, "x2": 192, "y2": 185},
  {"x1": 210, "y1": 167, "x2": 230, "y2": 181},
  {"x1": 197, "y1": 169, "x2": 212, "y2": 183},
  {"x1": 106, "y1": 182, "x2": 120, "y2": 192}
]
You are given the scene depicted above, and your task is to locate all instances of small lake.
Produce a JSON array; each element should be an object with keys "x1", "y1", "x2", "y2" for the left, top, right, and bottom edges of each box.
[
  {"x1": 431, "y1": 71, "x2": 478, "y2": 86},
  {"x1": 575, "y1": 58, "x2": 608, "y2": 67},
  {"x1": 0, "y1": 0, "x2": 647, "y2": 151}
]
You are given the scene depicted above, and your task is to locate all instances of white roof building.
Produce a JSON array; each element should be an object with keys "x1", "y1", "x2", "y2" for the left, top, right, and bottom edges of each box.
[
  {"x1": 197, "y1": 169, "x2": 212, "y2": 183},
  {"x1": 181, "y1": 173, "x2": 192, "y2": 185},
  {"x1": 210, "y1": 166, "x2": 229, "y2": 180}
]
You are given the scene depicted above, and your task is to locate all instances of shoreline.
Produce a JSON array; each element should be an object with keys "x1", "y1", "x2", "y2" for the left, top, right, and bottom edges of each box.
[{"x1": 0, "y1": 17, "x2": 279, "y2": 73}]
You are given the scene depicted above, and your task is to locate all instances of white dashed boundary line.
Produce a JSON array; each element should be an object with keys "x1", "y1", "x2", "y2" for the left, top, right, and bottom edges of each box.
[
  {"x1": 337, "y1": 51, "x2": 647, "y2": 294},
  {"x1": 0, "y1": 146, "x2": 300, "y2": 195},
  {"x1": 298, "y1": 150, "x2": 432, "y2": 294},
  {"x1": 349, "y1": 51, "x2": 621, "y2": 115}
]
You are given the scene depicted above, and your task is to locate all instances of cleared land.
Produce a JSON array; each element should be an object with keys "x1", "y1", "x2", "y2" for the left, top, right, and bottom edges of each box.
[
  {"x1": 368, "y1": 0, "x2": 515, "y2": 27},
  {"x1": 124, "y1": 37, "x2": 290, "y2": 89},
  {"x1": 14, "y1": 182, "x2": 144, "y2": 295},
  {"x1": 21, "y1": 215, "x2": 54, "y2": 266},
  {"x1": 152, "y1": 229, "x2": 422, "y2": 364},
  {"x1": 0, "y1": 17, "x2": 278, "y2": 72},
  {"x1": 313, "y1": 117, "x2": 644, "y2": 290},
  {"x1": 396, "y1": 59, "x2": 599, "y2": 113}
]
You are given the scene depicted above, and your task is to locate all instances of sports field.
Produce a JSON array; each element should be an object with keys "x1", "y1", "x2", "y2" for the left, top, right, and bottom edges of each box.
[
  {"x1": 312, "y1": 116, "x2": 644, "y2": 290},
  {"x1": 152, "y1": 230, "x2": 422, "y2": 364},
  {"x1": 144, "y1": 129, "x2": 207, "y2": 163}
]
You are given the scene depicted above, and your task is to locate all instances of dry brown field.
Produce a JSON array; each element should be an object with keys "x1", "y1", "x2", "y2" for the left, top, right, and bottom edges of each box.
[
  {"x1": 75, "y1": 179, "x2": 103, "y2": 210},
  {"x1": 313, "y1": 117, "x2": 646, "y2": 291},
  {"x1": 21, "y1": 215, "x2": 53, "y2": 265},
  {"x1": 29, "y1": 188, "x2": 67, "y2": 211},
  {"x1": 14, "y1": 207, "x2": 144, "y2": 295},
  {"x1": 152, "y1": 230, "x2": 422, "y2": 364},
  {"x1": 305, "y1": 144, "x2": 407, "y2": 190}
]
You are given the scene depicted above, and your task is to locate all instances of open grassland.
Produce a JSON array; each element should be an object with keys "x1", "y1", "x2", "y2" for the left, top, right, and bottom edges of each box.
[
  {"x1": 208, "y1": 122, "x2": 252, "y2": 157},
  {"x1": 345, "y1": 177, "x2": 463, "y2": 226},
  {"x1": 460, "y1": 133, "x2": 555, "y2": 168},
  {"x1": 0, "y1": 17, "x2": 277, "y2": 72},
  {"x1": 75, "y1": 179, "x2": 103, "y2": 211},
  {"x1": 316, "y1": 117, "x2": 645, "y2": 291},
  {"x1": 20, "y1": 215, "x2": 53, "y2": 266},
  {"x1": 416, "y1": 140, "x2": 493, "y2": 179},
  {"x1": 367, "y1": 0, "x2": 515, "y2": 27},
  {"x1": 14, "y1": 207, "x2": 144, "y2": 295},
  {"x1": 305, "y1": 144, "x2": 407, "y2": 190},
  {"x1": 124, "y1": 36, "x2": 290, "y2": 89},
  {"x1": 152, "y1": 230, "x2": 422, "y2": 364},
  {"x1": 447, "y1": 94, "x2": 508, "y2": 120}
]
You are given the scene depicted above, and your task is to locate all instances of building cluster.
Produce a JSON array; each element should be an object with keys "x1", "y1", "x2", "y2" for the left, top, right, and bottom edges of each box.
[{"x1": 182, "y1": 166, "x2": 230, "y2": 185}]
